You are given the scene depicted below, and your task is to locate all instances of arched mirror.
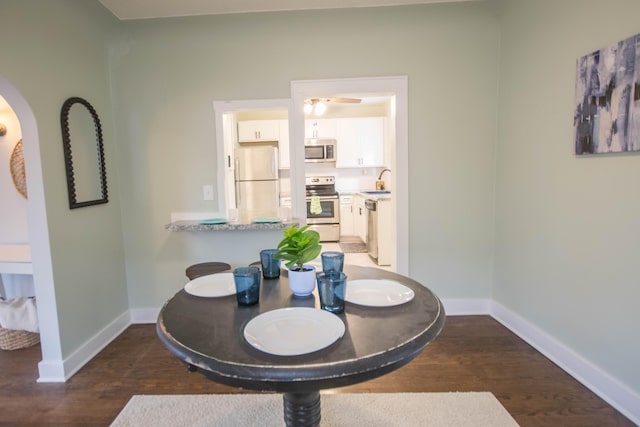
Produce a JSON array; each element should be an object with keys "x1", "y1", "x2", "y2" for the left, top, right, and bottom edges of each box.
[{"x1": 60, "y1": 97, "x2": 108, "y2": 209}]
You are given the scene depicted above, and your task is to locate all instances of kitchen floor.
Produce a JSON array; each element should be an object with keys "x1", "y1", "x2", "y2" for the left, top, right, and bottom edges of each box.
[{"x1": 318, "y1": 237, "x2": 393, "y2": 272}]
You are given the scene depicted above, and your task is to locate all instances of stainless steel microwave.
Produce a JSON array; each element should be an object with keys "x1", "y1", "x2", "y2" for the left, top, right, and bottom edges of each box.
[{"x1": 304, "y1": 139, "x2": 336, "y2": 162}]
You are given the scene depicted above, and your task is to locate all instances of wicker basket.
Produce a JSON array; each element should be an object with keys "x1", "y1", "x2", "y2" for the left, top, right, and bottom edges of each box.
[{"x1": 0, "y1": 327, "x2": 40, "y2": 351}]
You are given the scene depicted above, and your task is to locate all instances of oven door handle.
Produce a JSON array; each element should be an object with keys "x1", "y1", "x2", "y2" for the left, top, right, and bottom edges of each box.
[{"x1": 306, "y1": 195, "x2": 340, "y2": 200}]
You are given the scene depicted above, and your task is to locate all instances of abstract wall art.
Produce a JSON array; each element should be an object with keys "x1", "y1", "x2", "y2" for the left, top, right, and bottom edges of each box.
[{"x1": 574, "y1": 32, "x2": 640, "y2": 155}]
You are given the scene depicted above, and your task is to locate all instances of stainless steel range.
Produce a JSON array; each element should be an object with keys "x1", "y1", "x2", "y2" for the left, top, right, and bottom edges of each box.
[{"x1": 305, "y1": 176, "x2": 340, "y2": 242}]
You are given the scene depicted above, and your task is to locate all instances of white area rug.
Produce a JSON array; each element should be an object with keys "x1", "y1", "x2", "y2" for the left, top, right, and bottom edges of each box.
[{"x1": 111, "y1": 392, "x2": 519, "y2": 427}]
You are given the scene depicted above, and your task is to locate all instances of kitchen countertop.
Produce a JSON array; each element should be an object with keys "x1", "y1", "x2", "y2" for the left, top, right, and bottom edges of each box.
[
  {"x1": 357, "y1": 191, "x2": 392, "y2": 200},
  {"x1": 165, "y1": 219, "x2": 300, "y2": 232},
  {"x1": 338, "y1": 190, "x2": 392, "y2": 200}
]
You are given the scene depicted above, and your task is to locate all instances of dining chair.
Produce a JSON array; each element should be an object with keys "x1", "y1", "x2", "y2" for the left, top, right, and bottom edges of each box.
[{"x1": 185, "y1": 262, "x2": 231, "y2": 280}]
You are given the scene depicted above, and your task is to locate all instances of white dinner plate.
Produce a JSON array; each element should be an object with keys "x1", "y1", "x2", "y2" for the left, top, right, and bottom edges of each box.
[
  {"x1": 184, "y1": 273, "x2": 236, "y2": 298},
  {"x1": 345, "y1": 279, "x2": 415, "y2": 307},
  {"x1": 243, "y1": 307, "x2": 345, "y2": 356}
]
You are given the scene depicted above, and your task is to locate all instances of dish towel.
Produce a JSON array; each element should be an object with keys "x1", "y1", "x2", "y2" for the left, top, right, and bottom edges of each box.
[
  {"x1": 0, "y1": 297, "x2": 39, "y2": 333},
  {"x1": 310, "y1": 196, "x2": 322, "y2": 215}
]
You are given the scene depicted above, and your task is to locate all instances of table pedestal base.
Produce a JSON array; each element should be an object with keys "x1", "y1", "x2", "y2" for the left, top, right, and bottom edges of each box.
[{"x1": 283, "y1": 391, "x2": 321, "y2": 427}]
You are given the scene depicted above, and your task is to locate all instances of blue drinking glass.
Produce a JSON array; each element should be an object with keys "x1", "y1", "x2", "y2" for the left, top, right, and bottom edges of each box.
[
  {"x1": 233, "y1": 266, "x2": 261, "y2": 306},
  {"x1": 321, "y1": 251, "x2": 344, "y2": 273},
  {"x1": 316, "y1": 271, "x2": 347, "y2": 314},
  {"x1": 260, "y1": 249, "x2": 281, "y2": 279}
]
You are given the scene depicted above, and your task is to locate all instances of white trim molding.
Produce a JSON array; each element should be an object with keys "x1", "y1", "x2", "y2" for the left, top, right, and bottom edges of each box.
[
  {"x1": 130, "y1": 307, "x2": 161, "y2": 324},
  {"x1": 441, "y1": 298, "x2": 491, "y2": 315},
  {"x1": 36, "y1": 360, "x2": 66, "y2": 383},
  {"x1": 490, "y1": 301, "x2": 640, "y2": 425},
  {"x1": 37, "y1": 311, "x2": 130, "y2": 383},
  {"x1": 1, "y1": 74, "x2": 63, "y2": 383}
]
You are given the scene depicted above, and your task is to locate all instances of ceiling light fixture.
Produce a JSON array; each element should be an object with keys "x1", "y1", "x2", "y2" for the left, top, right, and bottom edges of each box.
[
  {"x1": 303, "y1": 99, "x2": 327, "y2": 116},
  {"x1": 304, "y1": 97, "x2": 362, "y2": 116},
  {"x1": 314, "y1": 101, "x2": 326, "y2": 115},
  {"x1": 303, "y1": 102, "x2": 313, "y2": 115}
]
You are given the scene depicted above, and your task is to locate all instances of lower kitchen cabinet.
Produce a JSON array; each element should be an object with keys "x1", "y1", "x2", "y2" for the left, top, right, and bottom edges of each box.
[
  {"x1": 353, "y1": 194, "x2": 368, "y2": 243},
  {"x1": 376, "y1": 199, "x2": 393, "y2": 266},
  {"x1": 339, "y1": 195, "x2": 354, "y2": 236}
]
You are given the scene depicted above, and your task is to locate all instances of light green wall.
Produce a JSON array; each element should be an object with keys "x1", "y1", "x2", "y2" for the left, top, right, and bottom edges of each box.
[
  {"x1": 2, "y1": 0, "x2": 637, "y2": 404},
  {"x1": 493, "y1": 0, "x2": 640, "y2": 394},
  {"x1": 0, "y1": 0, "x2": 128, "y2": 356},
  {"x1": 110, "y1": 3, "x2": 501, "y2": 308}
]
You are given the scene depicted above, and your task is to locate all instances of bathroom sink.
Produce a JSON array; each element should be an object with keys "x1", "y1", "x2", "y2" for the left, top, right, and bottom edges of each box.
[{"x1": 362, "y1": 190, "x2": 391, "y2": 195}]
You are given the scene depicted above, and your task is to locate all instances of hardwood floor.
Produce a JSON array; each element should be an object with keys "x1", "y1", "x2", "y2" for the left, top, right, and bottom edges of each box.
[{"x1": 0, "y1": 316, "x2": 633, "y2": 426}]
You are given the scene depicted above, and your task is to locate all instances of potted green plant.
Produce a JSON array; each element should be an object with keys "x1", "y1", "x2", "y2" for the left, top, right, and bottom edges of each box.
[{"x1": 274, "y1": 225, "x2": 322, "y2": 296}]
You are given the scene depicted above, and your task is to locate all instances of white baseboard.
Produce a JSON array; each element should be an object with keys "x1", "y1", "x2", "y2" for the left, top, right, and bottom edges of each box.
[
  {"x1": 36, "y1": 360, "x2": 66, "y2": 383},
  {"x1": 130, "y1": 307, "x2": 160, "y2": 324},
  {"x1": 490, "y1": 301, "x2": 640, "y2": 425},
  {"x1": 441, "y1": 298, "x2": 491, "y2": 315},
  {"x1": 37, "y1": 310, "x2": 130, "y2": 383}
]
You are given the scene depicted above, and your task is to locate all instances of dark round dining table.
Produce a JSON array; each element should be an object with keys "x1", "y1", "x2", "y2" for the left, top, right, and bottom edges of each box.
[{"x1": 157, "y1": 264, "x2": 445, "y2": 427}]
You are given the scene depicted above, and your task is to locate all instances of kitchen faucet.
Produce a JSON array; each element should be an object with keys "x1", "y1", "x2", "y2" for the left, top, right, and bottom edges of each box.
[{"x1": 375, "y1": 169, "x2": 391, "y2": 190}]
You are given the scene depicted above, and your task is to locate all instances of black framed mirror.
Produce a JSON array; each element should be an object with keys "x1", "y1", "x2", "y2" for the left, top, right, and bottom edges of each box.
[{"x1": 60, "y1": 97, "x2": 108, "y2": 209}]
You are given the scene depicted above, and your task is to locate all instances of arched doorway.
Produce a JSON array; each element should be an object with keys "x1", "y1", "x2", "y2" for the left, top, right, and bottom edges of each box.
[{"x1": 0, "y1": 74, "x2": 63, "y2": 382}]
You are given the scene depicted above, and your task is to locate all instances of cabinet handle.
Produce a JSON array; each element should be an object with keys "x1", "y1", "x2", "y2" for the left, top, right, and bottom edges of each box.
[{"x1": 227, "y1": 155, "x2": 231, "y2": 168}]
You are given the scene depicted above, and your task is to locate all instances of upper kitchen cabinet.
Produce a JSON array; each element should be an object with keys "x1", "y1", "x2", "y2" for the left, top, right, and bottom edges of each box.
[
  {"x1": 278, "y1": 120, "x2": 290, "y2": 169},
  {"x1": 237, "y1": 120, "x2": 280, "y2": 142},
  {"x1": 305, "y1": 119, "x2": 338, "y2": 139},
  {"x1": 336, "y1": 117, "x2": 386, "y2": 168}
]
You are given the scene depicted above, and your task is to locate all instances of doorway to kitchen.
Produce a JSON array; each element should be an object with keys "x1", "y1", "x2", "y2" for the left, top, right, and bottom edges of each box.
[
  {"x1": 213, "y1": 98, "x2": 293, "y2": 223},
  {"x1": 290, "y1": 76, "x2": 408, "y2": 275},
  {"x1": 213, "y1": 76, "x2": 408, "y2": 275}
]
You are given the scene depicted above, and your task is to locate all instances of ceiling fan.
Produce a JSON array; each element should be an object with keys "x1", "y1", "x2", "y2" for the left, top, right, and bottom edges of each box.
[{"x1": 304, "y1": 97, "x2": 361, "y2": 115}]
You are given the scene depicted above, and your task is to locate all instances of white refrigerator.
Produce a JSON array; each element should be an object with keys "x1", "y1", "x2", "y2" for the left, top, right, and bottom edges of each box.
[{"x1": 234, "y1": 146, "x2": 280, "y2": 221}]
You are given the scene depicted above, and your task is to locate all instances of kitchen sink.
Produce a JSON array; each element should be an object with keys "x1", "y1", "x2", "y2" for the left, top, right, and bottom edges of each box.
[{"x1": 362, "y1": 190, "x2": 391, "y2": 195}]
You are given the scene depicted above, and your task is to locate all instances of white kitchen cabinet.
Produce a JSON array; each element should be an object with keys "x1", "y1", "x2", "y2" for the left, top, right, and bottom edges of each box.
[
  {"x1": 339, "y1": 195, "x2": 355, "y2": 236},
  {"x1": 376, "y1": 199, "x2": 393, "y2": 266},
  {"x1": 305, "y1": 119, "x2": 338, "y2": 139},
  {"x1": 353, "y1": 194, "x2": 368, "y2": 243},
  {"x1": 278, "y1": 120, "x2": 290, "y2": 169},
  {"x1": 237, "y1": 120, "x2": 279, "y2": 142},
  {"x1": 336, "y1": 117, "x2": 386, "y2": 168}
]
